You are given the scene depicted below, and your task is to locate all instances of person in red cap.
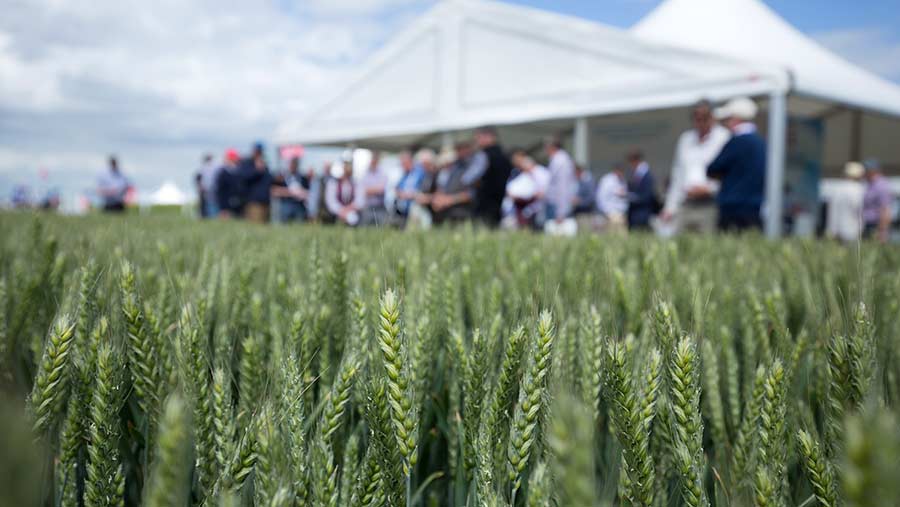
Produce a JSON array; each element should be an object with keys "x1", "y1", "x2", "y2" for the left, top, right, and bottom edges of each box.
[{"x1": 215, "y1": 148, "x2": 245, "y2": 218}]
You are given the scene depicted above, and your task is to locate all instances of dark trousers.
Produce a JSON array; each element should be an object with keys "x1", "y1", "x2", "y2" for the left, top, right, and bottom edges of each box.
[
  {"x1": 718, "y1": 212, "x2": 762, "y2": 232},
  {"x1": 103, "y1": 202, "x2": 125, "y2": 212}
]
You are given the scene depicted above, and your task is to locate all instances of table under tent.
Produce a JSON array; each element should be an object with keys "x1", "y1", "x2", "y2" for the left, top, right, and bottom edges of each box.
[{"x1": 275, "y1": 0, "x2": 900, "y2": 238}]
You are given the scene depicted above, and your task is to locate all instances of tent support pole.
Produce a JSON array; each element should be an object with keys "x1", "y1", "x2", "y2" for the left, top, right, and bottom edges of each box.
[
  {"x1": 850, "y1": 109, "x2": 863, "y2": 161},
  {"x1": 765, "y1": 90, "x2": 787, "y2": 239},
  {"x1": 574, "y1": 117, "x2": 590, "y2": 168},
  {"x1": 441, "y1": 132, "x2": 454, "y2": 151}
]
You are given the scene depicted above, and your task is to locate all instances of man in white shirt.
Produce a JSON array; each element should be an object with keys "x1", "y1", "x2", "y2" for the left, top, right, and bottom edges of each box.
[
  {"x1": 97, "y1": 155, "x2": 130, "y2": 212},
  {"x1": 660, "y1": 100, "x2": 731, "y2": 234},
  {"x1": 358, "y1": 151, "x2": 388, "y2": 226},
  {"x1": 596, "y1": 164, "x2": 628, "y2": 232},
  {"x1": 825, "y1": 161, "x2": 865, "y2": 242},
  {"x1": 543, "y1": 136, "x2": 577, "y2": 223},
  {"x1": 325, "y1": 158, "x2": 361, "y2": 226}
]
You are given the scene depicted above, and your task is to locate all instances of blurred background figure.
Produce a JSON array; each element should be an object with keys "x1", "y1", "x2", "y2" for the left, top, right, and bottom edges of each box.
[
  {"x1": 325, "y1": 157, "x2": 360, "y2": 226},
  {"x1": 505, "y1": 148, "x2": 550, "y2": 230},
  {"x1": 358, "y1": 151, "x2": 388, "y2": 226},
  {"x1": 573, "y1": 164, "x2": 596, "y2": 216},
  {"x1": 242, "y1": 142, "x2": 273, "y2": 223},
  {"x1": 97, "y1": 155, "x2": 131, "y2": 212},
  {"x1": 196, "y1": 153, "x2": 219, "y2": 219},
  {"x1": 408, "y1": 148, "x2": 439, "y2": 229},
  {"x1": 625, "y1": 150, "x2": 658, "y2": 230},
  {"x1": 215, "y1": 148, "x2": 244, "y2": 219},
  {"x1": 393, "y1": 150, "x2": 424, "y2": 225},
  {"x1": 271, "y1": 157, "x2": 310, "y2": 223},
  {"x1": 825, "y1": 161, "x2": 865, "y2": 242},
  {"x1": 472, "y1": 126, "x2": 513, "y2": 227},
  {"x1": 39, "y1": 189, "x2": 61, "y2": 211},
  {"x1": 661, "y1": 100, "x2": 730, "y2": 234},
  {"x1": 11, "y1": 185, "x2": 31, "y2": 209},
  {"x1": 543, "y1": 136, "x2": 577, "y2": 226},
  {"x1": 861, "y1": 158, "x2": 895, "y2": 243},
  {"x1": 430, "y1": 142, "x2": 474, "y2": 225},
  {"x1": 708, "y1": 97, "x2": 766, "y2": 232},
  {"x1": 596, "y1": 164, "x2": 628, "y2": 232}
]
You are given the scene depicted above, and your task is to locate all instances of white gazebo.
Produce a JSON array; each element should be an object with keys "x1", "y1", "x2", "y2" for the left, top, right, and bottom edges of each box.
[
  {"x1": 146, "y1": 181, "x2": 191, "y2": 207},
  {"x1": 275, "y1": 0, "x2": 900, "y2": 237}
]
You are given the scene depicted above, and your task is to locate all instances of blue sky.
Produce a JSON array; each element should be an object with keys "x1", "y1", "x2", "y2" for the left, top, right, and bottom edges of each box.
[{"x1": 1, "y1": 0, "x2": 898, "y2": 206}]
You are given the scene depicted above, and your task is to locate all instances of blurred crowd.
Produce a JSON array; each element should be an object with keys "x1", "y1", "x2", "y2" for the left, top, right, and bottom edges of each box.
[{"x1": 87, "y1": 96, "x2": 894, "y2": 242}]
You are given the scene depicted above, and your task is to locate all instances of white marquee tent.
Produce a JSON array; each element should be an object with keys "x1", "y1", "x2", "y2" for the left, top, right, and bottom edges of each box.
[
  {"x1": 633, "y1": 0, "x2": 900, "y2": 176},
  {"x1": 275, "y1": 0, "x2": 900, "y2": 237}
]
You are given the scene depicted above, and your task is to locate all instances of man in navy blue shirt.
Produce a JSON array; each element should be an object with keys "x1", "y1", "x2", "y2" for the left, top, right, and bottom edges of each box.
[
  {"x1": 707, "y1": 97, "x2": 766, "y2": 232},
  {"x1": 626, "y1": 150, "x2": 658, "y2": 230}
]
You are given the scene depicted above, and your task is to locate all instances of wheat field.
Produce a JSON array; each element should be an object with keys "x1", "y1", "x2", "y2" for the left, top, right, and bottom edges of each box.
[{"x1": 1, "y1": 213, "x2": 898, "y2": 507}]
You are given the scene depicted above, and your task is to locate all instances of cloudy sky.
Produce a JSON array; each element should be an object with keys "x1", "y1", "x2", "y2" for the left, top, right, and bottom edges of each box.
[{"x1": 2, "y1": 0, "x2": 899, "y2": 205}]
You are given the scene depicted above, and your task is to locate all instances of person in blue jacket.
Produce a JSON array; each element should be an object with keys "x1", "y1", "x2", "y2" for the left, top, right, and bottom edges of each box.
[
  {"x1": 707, "y1": 97, "x2": 766, "y2": 232},
  {"x1": 626, "y1": 150, "x2": 658, "y2": 230}
]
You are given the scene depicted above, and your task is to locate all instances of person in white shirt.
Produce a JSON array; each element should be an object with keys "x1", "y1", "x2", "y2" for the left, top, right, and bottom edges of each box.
[
  {"x1": 660, "y1": 100, "x2": 731, "y2": 234},
  {"x1": 325, "y1": 158, "x2": 361, "y2": 226},
  {"x1": 825, "y1": 161, "x2": 865, "y2": 243},
  {"x1": 543, "y1": 136, "x2": 577, "y2": 223},
  {"x1": 596, "y1": 164, "x2": 628, "y2": 232},
  {"x1": 97, "y1": 156, "x2": 131, "y2": 212},
  {"x1": 358, "y1": 151, "x2": 388, "y2": 226},
  {"x1": 505, "y1": 149, "x2": 551, "y2": 229}
]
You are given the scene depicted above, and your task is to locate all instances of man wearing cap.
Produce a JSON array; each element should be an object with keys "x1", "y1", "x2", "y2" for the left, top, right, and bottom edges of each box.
[
  {"x1": 861, "y1": 158, "x2": 894, "y2": 243},
  {"x1": 825, "y1": 162, "x2": 865, "y2": 242},
  {"x1": 216, "y1": 149, "x2": 245, "y2": 219},
  {"x1": 707, "y1": 97, "x2": 766, "y2": 232},
  {"x1": 661, "y1": 100, "x2": 731, "y2": 234}
]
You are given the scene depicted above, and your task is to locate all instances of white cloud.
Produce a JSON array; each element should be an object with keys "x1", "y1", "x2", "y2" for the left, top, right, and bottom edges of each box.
[
  {"x1": 814, "y1": 27, "x2": 900, "y2": 82},
  {"x1": 0, "y1": 0, "x2": 434, "y2": 203}
]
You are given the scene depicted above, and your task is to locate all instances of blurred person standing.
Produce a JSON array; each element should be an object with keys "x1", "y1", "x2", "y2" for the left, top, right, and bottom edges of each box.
[
  {"x1": 408, "y1": 149, "x2": 439, "y2": 229},
  {"x1": 543, "y1": 136, "x2": 577, "y2": 224},
  {"x1": 506, "y1": 149, "x2": 551, "y2": 229},
  {"x1": 358, "y1": 151, "x2": 388, "y2": 226},
  {"x1": 825, "y1": 161, "x2": 865, "y2": 242},
  {"x1": 596, "y1": 164, "x2": 628, "y2": 232},
  {"x1": 573, "y1": 164, "x2": 597, "y2": 215},
  {"x1": 660, "y1": 100, "x2": 730, "y2": 233},
  {"x1": 431, "y1": 143, "x2": 476, "y2": 225},
  {"x1": 242, "y1": 142, "x2": 273, "y2": 223},
  {"x1": 215, "y1": 149, "x2": 245, "y2": 219},
  {"x1": 271, "y1": 157, "x2": 309, "y2": 223},
  {"x1": 197, "y1": 153, "x2": 220, "y2": 218},
  {"x1": 861, "y1": 158, "x2": 894, "y2": 243},
  {"x1": 625, "y1": 150, "x2": 658, "y2": 230},
  {"x1": 471, "y1": 127, "x2": 513, "y2": 227},
  {"x1": 707, "y1": 97, "x2": 766, "y2": 232},
  {"x1": 325, "y1": 158, "x2": 360, "y2": 226},
  {"x1": 97, "y1": 155, "x2": 131, "y2": 212},
  {"x1": 393, "y1": 150, "x2": 424, "y2": 222}
]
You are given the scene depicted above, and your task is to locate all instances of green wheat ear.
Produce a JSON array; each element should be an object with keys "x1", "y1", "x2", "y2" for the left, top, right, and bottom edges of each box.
[
  {"x1": 144, "y1": 393, "x2": 192, "y2": 507},
  {"x1": 548, "y1": 394, "x2": 598, "y2": 507},
  {"x1": 797, "y1": 430, "x2": 838, "y2": 507},
  {"x1": 376, "y1": 289, "x2": 418, "y2": 477},
  {"x1": 85, "y1": 343, "x2": 125, "y2": 507},
  {"x1": 29, "y1": 314, "x2": 76, "y2": 435},
  {"x1": 669, "y1": 336, "x2": 707, "y2": 507},
  {"x1": 507, "y1": 311, "x2": 556, "y2": 498}
]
